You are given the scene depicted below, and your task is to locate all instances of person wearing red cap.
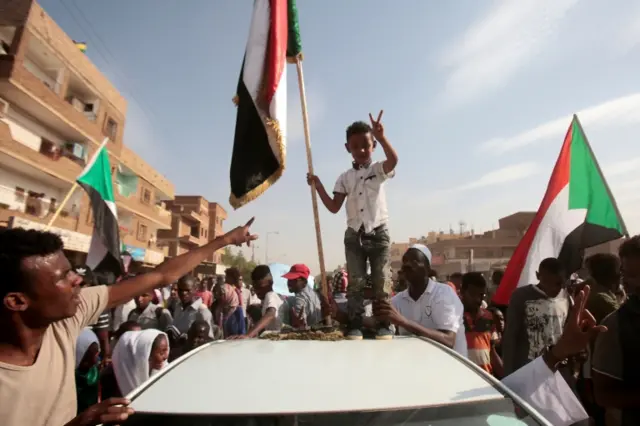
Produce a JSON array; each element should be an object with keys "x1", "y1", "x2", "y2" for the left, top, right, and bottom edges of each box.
[{"x1": 283, "y1": 264, "x2": 322, "y2": 328}]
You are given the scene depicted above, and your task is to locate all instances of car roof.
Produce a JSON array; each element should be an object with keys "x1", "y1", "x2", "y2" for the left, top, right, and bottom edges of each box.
[{"x1": 130, "y1": 336, "x2": 506, "y2": 415}]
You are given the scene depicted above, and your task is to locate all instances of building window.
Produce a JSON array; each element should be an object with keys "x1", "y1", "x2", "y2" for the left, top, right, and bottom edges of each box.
[
  {"x1": 140, "y1": 188, "x2": 151, "y2": 205},
  {"x1": 137, "y1": 223, "x2": 148, "y2": 241},
  {"x1": 104, "y1": 117, "x2": 118, "y2": 140}
]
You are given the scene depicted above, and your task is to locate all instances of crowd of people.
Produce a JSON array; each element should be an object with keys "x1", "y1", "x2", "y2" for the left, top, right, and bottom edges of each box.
[
  {"x1": 10, "y1": 233, "x2": 636, "y2": 425},
  {"x1": 0, "y1": 115, "x2": 638, "y2": 425}
]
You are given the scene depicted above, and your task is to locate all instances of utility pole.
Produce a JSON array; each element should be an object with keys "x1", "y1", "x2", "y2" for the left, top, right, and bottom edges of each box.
[{"x1": 265, "y1": 231, "x2": 279, "y2": 264}]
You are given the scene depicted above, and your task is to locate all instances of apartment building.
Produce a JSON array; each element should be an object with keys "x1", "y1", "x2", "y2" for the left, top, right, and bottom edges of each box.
[
  {"x1": 391, "y1": 211, "x2": 626, "y2": 279},
  {"x1": 390, "y1": 212, "x2": 536, "y2": 277},
  {"x1": 157, "y1": 196, "x2": 227, "y2": 270},
  {"x1": 0, "y1": 0, "x2": 174, "y2": 266}
]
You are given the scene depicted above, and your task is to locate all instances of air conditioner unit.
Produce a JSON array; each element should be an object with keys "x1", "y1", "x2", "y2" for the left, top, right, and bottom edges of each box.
[
  {"x1": 0, "y1": 97, "x2": 8, "y2": 118},
  {"x1": 62, "y1": 142, "x2": 86, "y2": 160}
]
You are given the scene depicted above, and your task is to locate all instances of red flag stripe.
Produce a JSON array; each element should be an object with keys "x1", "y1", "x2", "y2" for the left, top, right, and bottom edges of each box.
[
  {"x1": 265, "y1": 0, "x2": 288, "y2": 106},
  {"x1": 492, "y1": 120, "x2": 574, "y2": 305}
]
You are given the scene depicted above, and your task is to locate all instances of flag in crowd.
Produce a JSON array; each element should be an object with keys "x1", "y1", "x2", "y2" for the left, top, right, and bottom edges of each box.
[
  {"x1": 77, "y1": 138, "x2": 123, "y2": 275},
  {"x1": 493, "y1": 115, "x2": 628, "y2": 305},
  {"x1": 73, "y1": 40, "x2": 87, "y2": 53},
  {"x1": 229, "y1": 0, "x2": 302, "y2": 209}
]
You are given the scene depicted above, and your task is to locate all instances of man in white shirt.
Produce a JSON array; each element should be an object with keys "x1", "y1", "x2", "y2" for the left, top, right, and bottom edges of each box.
[
  {"x1": 374, "y1": 244, "x2": 467, "y2": 356},
  {"x1": 231, "y1": 265, "x2": 285, "y2": 339}
]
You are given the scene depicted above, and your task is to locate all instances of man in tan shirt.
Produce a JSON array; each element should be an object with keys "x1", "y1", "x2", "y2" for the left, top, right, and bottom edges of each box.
[{"x1": 0, "y1": 218, "x2": 257, "y2": 426}]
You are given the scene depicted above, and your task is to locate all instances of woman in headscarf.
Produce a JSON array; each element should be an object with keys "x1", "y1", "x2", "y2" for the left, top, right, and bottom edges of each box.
[
  {"x1": 112, "y1": 329, "x2": 170, "y2": 396},
  {"x1": 75, "y1": 328, "x2": 101, "y2": 414},
  {"x1": 101, "y1": 321, "x2": 142, "y2": 400},
  {"x1": 214, "y1": 283, "x2": 246, "y2": 337}
]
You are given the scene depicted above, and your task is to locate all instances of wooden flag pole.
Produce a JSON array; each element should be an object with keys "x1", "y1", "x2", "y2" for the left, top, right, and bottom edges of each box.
[
  {"x1": 294, "y1": 57, "x2": 331, "y2": 326},
  {"x1": 44, "y1": 182, "x2": 78, "y2": 231}
]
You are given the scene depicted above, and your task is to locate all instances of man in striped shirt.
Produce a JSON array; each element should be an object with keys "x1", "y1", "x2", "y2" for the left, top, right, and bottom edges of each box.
[{"x1": 460, "y1": 272, "x2": 503, "y2": 377}]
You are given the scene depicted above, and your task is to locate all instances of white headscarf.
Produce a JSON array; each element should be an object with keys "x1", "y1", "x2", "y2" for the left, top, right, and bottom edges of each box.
[
  {"x1": 112, "y1": 329, "x2": 169, "y2": 396},
  {"x1": 75, "y1": 327, "x2": 99, "y2": 368}
]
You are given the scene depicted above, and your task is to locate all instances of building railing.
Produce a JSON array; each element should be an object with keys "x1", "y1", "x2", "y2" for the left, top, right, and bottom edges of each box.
[
  {"x1": 155, "y1": 203, "x2": 171, "y2": 218},
  {"x1": 0, "y1": 185, "x2": 79, "y2": 230}
]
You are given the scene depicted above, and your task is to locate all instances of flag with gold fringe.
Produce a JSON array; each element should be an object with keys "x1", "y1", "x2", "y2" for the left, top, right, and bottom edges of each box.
[{"x1": 229, "y1": 0, "x2": 302, "y2": 209}]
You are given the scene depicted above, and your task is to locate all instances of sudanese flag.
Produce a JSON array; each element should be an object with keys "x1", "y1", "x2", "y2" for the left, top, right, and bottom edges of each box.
[
  {"x1": 493, "y1": 115, "x2": 627, "y2": 305},
  {"x1": 229, "y1": 0, "x2": 302, "y2": 209}
]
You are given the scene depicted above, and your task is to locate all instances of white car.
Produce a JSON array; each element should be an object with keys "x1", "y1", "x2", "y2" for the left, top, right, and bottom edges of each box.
[{"x1": 121, "y1": 336, "x2": 552, "y2": 425}]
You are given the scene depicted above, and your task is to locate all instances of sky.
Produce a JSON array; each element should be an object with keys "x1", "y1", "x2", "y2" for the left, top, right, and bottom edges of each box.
[{"x1": 40, "y1": 0, "x2": 640, "y2": 274}]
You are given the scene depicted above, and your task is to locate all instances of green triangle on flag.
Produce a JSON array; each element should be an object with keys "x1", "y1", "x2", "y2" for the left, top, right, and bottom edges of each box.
[
  {"x1": 77, "y1": 139, "x2": 122, "y2": 275},
  {"x1": 568, "y1": 116, "x2": 627, "y2": 235}
]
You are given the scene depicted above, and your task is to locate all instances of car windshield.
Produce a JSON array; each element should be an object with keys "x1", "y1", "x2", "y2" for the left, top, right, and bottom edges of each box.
[{"x1": 123, "y1": 398, "x2": 545, "y2": 426}]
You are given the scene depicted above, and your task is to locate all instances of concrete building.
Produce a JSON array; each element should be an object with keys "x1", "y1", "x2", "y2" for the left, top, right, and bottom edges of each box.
[
  {"x1": 390, "y1": 212, "x2": 536, "y2": 278},
  {"x1": 0, "y1": 0, "x2": 174, "y2": 266},
  {"x1": 391, "y1": 211, "x2": 626, "y2": 279},
  {"x1": 157, "y1": 196, "x2": 227, "y2": 271}
]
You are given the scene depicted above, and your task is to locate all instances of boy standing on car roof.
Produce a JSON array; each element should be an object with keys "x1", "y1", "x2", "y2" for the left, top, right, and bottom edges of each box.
[{"x1": 307, "y1": 110, "x2": 398, "y2": 340}]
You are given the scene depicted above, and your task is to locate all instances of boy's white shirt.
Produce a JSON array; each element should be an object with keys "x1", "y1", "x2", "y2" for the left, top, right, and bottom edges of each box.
[
  {"x1": 333, "y1": 161, "x2": 394, "y2": 233},
  {"x1": 261, "y1": 291, "x2": 285, "y2": 331},
  {"x1": 502, "y1": 356, "x2": 588, "y2": 425}
]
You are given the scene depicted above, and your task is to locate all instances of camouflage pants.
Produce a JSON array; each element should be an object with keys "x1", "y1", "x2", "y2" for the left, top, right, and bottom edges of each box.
[{"x1": 344, "y1": 225, "x2": 392, "y2": 322}]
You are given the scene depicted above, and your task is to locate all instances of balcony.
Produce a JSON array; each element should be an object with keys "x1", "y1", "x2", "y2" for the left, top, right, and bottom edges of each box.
[
  {"x1": 22, "y1": 34, "x2": 64, "y2": 95},
  {"x1": 64, "y1": 73, "x2": 100, "y2": 123},
  {"x1": 178, "y1": 234, "x2": 201, "y2": 246},
  {"x1": 2, "y1": 58, "x2": 106, "y2": 146},
  {"x1": 0, "y1": 120, "x2": 84, "y2": 183},
  {"x1": 116, "y1": 191, "x2": 172, "y2": 230},
  {"x1": 155, "y1": 202, "x2": 171, "y2": 219},
  {"x1": 0, "y1": 184, "x2": 79, "y2": 231},
  {"x1": 180, "y1": 209, "x2": 206, "y2": 224}
]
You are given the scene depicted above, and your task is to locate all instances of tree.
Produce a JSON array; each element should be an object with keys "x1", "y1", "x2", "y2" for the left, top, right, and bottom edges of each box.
[{"x1": 220, "y1": 247, "x2": 256, "y2": 283}]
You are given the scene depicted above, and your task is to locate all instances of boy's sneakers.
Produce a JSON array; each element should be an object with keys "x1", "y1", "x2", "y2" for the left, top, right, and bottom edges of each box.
[
  {"x1": 346, "y1": 328, "x2": 364, "y2": 340},
  {"x1": 375, "y1": 324, "x2": 394, "y2": 340},
  {"x1": 346, "y1": 317, "x2": 364, "y2": 340}
]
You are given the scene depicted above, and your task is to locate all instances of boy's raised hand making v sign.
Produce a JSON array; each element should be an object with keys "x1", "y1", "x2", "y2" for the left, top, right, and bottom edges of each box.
[{"x1": 369, "y1": 110, "x2": 385, "y2": 142}]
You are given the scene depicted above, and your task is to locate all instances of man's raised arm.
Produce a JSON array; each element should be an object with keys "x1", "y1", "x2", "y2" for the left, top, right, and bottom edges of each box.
[{"x1": 107, "y1": 218, "x2": 257, "y2": 309}]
